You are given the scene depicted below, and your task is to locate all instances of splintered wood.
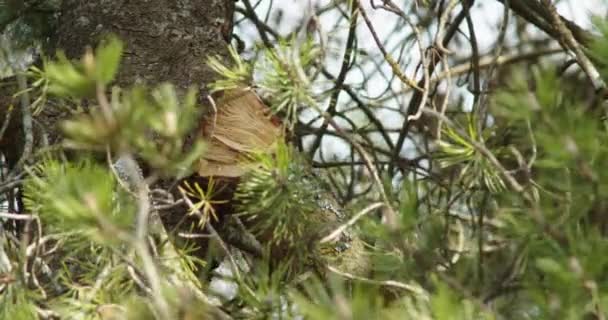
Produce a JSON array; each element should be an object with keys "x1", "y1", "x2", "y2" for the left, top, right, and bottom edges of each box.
[{"x1": 197, "y1": 88, "x2": 282, "y2": 178}]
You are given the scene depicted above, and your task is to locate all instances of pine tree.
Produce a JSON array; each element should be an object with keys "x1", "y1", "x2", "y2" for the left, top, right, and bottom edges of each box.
[{"x1": 2, "y1": 1, "x2": 608, "y2": 319}]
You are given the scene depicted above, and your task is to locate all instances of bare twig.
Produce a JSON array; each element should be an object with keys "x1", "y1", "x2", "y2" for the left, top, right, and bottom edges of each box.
[
  {"x1": 540, "y1": 0, "x2": 606, "y2": 92},
  {"x1": 113, "y1": 152, "x2": 170, "y2": 319},
  {"x1": 0, "y1": 211, "x2": 35, "y2": 220},
  {"x1": 320, "y1": 202, "x2": 384, "y2": 244},
  {"x1": 0, "y1": 104, "x2": 13, "y2": 142},
  {"x1": 390, "y1": 1, "x2": 472, "y2": 174},
  {"x1": 308, "y1": 2, "x2": 359, "y2": 157},
  {"x1": 356, "y1": 0, "x2": 422, "y2": 91},
  {"x1": 327, "y1": 265, "x2": 429, "y2": 299}
]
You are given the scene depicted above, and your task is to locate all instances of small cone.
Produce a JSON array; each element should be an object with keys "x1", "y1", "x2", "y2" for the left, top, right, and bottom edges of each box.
[{"x1": 197, "y1": 87, "x2": 282, "y2": 178}]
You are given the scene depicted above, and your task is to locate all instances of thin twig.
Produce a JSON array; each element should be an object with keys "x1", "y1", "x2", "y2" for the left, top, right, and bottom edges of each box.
[
  {"x1": 390, "y1": 1, "x2": 472, "y2": 174},
  {"x1": 323, "y1": 114, "x2": 398, "y2": 219},
  {"x1": 116, "y1": 152, "x2": 170, "y2": 319},
  {"x1": 308, "y1": 1, "x2": 359, "y2": 158},
  {"x1": 327, "y1": 265, "x2": 429, "y2": 299},
  {"x1": 320, "y1": 202, "x2": 384, "y2": 244},
  {"x1": 540, "y1": 0, "x2": 606, "y2": 92},
  {"x1": 0, "y1": 212, "x2": 35, "y2": 220},
  {"x1": 355, "y1": 0, "x2": 422, "y2": 91}
]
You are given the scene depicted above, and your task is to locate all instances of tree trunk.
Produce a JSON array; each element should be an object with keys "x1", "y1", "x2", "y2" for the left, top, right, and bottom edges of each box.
[
  {"x1": 54, "y1": 0, "x2": 234, "y2": 91},
  {"x1": 1, "y1": 0, "x2": 235, "y2": 160}
]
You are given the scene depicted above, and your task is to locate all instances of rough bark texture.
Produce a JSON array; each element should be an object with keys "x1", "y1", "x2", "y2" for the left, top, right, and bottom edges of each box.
[
  {"x1": 54, "y1": 0, "x2": 234, "y2": 93},
  {"x1": 48, "y1": 0, "x2": 236, "y2": 166},
  {"x1": 1, "y1": 0, "x2": 235, "y2": 159}
]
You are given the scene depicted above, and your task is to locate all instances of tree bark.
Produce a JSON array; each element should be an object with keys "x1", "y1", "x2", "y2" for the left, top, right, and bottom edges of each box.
[
  {"x1": 54, "y1": 0, "x2": 234, "y2": 92},
  {"x1": 1, "y1": 0, "x2": 235, "y2": 161}
]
